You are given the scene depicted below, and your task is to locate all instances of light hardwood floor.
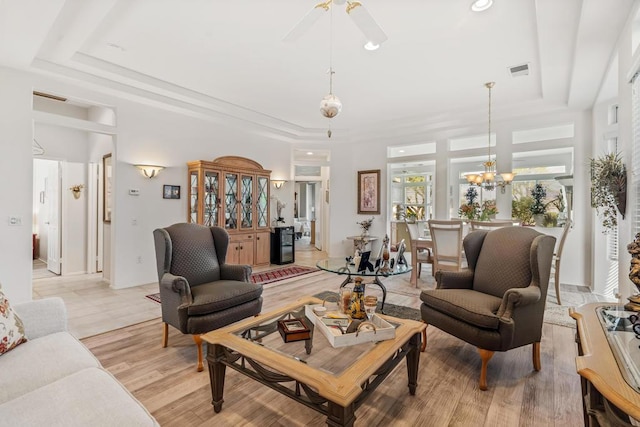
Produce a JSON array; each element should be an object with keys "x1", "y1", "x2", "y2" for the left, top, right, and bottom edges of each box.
[{"x1": 34, "y1": 247, "x2": 589, "y2": 426}]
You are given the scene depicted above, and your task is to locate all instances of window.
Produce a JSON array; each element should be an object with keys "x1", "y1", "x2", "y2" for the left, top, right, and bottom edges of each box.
[
  {"x1": 390, "y1": 170, "x2": 433, "y2": 221},
  {"x1": 510, "y1": 148, "x2": 573, "y2": 226},
  {"x1": 512, "y1": 124, "x2": 574, "y2": 144},
  {"x1": 632, "y1": 76, "x2": 640, "y2": 234}
]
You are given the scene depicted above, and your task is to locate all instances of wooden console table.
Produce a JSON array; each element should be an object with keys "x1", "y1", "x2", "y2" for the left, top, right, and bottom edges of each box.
[{"x1": 570, "y1": 304, "x2": 640, "y2": 426}]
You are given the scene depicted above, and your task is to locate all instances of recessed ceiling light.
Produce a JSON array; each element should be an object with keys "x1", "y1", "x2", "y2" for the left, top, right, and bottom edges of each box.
[
  {"x1": 364, "y1": 41, "x2": 380, "y2": 51},
  {"x1": 398, "y1": 150, "x2": 405, "y2": 153},
  {"x1": 307, "y1": 152, "x2": 314, "y2": 155},
  {"x1": 470, "y1": 0, "x2": 493, "y2": 12}
]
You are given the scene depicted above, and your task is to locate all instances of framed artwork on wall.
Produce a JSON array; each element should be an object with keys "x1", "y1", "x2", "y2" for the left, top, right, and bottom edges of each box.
[
  {"x1": 103, "y1": 153, "x2": 112, "y2": 223},
  {"x1": 357, "y1": 169, "x2": 380, "y2": 214},
  {"x1": 163, "y1": 185, "x2": 181, "y2": 199}
]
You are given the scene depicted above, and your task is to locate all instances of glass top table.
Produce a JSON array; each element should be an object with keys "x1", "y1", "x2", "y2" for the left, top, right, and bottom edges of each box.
[
  {"x1": 596, "y1": 305, "x2": 640, "y2": 392},
  {"x1": 202, "y1": 296, "x2": 425, "y2": 426},
  {"x1": 316, "y1": 258, "x2": 411, "y2": 313}
]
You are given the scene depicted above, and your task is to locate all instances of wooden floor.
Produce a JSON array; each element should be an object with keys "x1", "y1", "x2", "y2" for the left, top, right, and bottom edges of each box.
[{"x1": 73, "y1": 247, "x2": 586, "y2": 427}]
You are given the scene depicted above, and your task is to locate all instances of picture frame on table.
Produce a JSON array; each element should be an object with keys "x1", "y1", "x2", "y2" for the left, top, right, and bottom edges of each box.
[
  {"x1": 395, "y1": 239, "x2": 407, "y2": 267},
  {"x1": 163, "y1": 185, "x2": 181, "y2": 200},
  {"x1": 357, "y1": 169, "x2": 380, "y2": 214}
]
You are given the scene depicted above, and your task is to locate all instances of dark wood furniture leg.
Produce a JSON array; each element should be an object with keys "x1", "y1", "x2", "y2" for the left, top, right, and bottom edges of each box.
[
  {"x1": 207, "y1": 343, "x2": 227, "y2": 413},
  {"x1": 326, "y1": 401, "x2": 355, "y2": 427},
  {"x1": 406, "y1": 332, "x2": 421, "y2": 395}
]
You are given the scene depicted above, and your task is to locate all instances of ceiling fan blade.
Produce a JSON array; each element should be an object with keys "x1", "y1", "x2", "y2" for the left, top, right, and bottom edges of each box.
[
  {"x1": 283, "y1": 2, "x2": 330, "y2": 42},
  {"x1": 346, "y1": 1, "x2": 387, "y2": 46}
]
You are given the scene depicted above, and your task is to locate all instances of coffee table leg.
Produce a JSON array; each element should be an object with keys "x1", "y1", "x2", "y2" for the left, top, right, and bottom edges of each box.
[
  {"x1": 207, "y1": 344, "x2": 226, "y2": 413},
  {"x1": 326, "y1": 401, "x2": 355, "y2": 427},
  {"x1": 406, "y1": 332, "x2": 421, "y2": 395},
  {"x1": 369, "y1": 276, "x2": 388, "y2": 313}
]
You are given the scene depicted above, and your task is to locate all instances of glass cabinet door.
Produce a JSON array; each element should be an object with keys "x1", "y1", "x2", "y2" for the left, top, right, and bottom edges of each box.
[
  {"x1": 189, "y1": 170, "x2": 199, "y2": 224},
  {"x1": 257, "y1": 176, "x2": 269, "y2": 228},
  {"x1": 204, "y1": 171, "x2": 219, "y2": 227},
  {"x1": 240, "y1": 174, "x2": 253, "y2": 230},
  {"x1": 224, "y1": 173, "x2": 238, "y2": 230}
]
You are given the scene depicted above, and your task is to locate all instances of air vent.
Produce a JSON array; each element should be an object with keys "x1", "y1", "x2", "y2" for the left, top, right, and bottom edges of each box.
[
  {"x1": 33, "y1": 91, "x2": 67, "y2": 102},
  {"x1": 508, "y1": 63, "x2": 529, "y2": 77}
]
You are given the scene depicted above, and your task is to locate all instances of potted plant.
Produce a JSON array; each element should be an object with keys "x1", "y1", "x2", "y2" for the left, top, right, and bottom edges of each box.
[
  {"x1": 530, "y1": 184, "x2": 547, "y2": 226},
  {"x1": 458, "y1": 187, "x2": 480, "y2": 221},
  {"x1": 591, "y1": 152, "x2": 627, "y2": 233},
  {"x1": 512, "y1": 196, "x2": 534, "y2": 225},
  {"x1": 479, "y1": 200, "x2": 498, "y2": 221}
]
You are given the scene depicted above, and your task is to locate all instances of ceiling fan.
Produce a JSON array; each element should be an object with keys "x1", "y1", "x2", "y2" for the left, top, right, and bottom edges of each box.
[{"x1": 284, "y1": 0, "x2": 387, "y2": 49}]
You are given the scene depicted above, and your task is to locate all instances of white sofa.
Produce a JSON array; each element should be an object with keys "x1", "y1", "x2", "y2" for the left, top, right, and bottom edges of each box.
[{"x1": 0, "y1": 298, "x2": 159, "y2": 427}]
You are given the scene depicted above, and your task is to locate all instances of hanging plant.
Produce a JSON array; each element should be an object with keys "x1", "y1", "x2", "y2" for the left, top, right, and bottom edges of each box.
[{"x1": 590, "y1": 152, "x2": 627, "y2": 232}]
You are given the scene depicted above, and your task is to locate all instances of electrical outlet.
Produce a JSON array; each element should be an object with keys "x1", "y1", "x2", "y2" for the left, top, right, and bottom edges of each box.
[{"x1": 136, "y1": 256, "x2": 142, "y2": 264}]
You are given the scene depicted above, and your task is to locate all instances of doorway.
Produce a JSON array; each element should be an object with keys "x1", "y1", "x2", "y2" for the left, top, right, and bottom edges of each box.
[{"x1": 32, "y1": 159, "x2": 61, "y2": 278}]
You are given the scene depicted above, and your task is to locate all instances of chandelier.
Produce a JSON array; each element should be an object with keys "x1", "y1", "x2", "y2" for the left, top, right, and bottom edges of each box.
[
  {"x1": 465, "y1": 82, "x2": 515, "y2": 193},
  {"x1": 319, "y1": 1, "x2": 342, "y2": 138}
]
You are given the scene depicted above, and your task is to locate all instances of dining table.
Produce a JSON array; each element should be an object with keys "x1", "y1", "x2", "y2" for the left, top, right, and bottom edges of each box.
[{"x1": 409, "y1": 237, "x2": 433, "y2": 286}]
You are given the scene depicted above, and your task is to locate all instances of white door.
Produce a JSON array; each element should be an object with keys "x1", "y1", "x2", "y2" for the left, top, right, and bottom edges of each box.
[
  {"x1": 314, "y1": 183, "x2": 322, "y2": 250},
  {"x1": 47, "y1": 162, "x2": 61, "y2": 274}
]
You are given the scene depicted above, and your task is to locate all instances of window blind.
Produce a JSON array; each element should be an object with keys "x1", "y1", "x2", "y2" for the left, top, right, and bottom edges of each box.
[{"x1": 633, "y1": 76, "x2": 640, "y2": 234}]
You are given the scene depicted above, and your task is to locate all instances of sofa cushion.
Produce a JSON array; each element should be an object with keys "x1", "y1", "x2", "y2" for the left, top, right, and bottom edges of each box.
[
  {"x1": 421, "y1": 288, "x2": 503, "y2": 330},
  {"x1": 0, "y1": 287, "x2": 27, "y2": 356},
  {"x1": 0, "y1": 332, "x2": 100, "y2": 404},
  {"x1": 0, "y1": 367, "x2": 158, "y2": 427},
  {"x1": 188, "y1": 280, "x2": 263, "y2": 315}
]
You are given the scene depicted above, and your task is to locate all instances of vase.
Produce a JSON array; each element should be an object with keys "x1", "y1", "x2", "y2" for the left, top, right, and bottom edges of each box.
[
  {"x1": 361, "y1": 229, "x2": 369, "y2": 237},
  {"x1": 349, "y1": 278, "x2": 366, "y2": 320},
  {"x1": 534, "y1": 214, "x2": 545, "y2": 227}
]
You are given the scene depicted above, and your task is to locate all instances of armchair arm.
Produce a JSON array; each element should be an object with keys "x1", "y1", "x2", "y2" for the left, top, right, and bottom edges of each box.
[
  {"x1": 160, "y1": 272, "x2": 193, "y2": 305},
  {"x1": 435, "y1": 269, "x2": 474, "y2": 290},
  {"x1": 13, "y1": 297, "x2": 67, "y2": 339},
  {"x1": 220, "y1": 264, "x2": 252, "y2": 282},
  {"x1": 496, "y1": 286, "x2": 541, "y2": 320}
]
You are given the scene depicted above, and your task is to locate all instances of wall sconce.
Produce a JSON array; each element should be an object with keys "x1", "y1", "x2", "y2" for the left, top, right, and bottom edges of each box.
[
  {"x1": 272, "y1": 180, "x2": 286, "y2": 189},
  {"x1": 135, "y1": 164, "x2": 164, "y2": 178},
  {"x1": 69, "y1": 184, "x2": 84, "y2": 199}
]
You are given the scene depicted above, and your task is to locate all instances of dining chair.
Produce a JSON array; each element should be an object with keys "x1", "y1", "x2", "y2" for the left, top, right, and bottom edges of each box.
[
  {"x1": 406, "y1": 221, "x2": 433, "y2": 278},
  {"x1": 551, "y1": 219, "x2": 573, "y2": 305},
  {"x1": 428, "y1": 219, "x2": 464, "y2": 275},
  {"x1": 470, "y1": 220, "x2": 517, "y2": 231}
]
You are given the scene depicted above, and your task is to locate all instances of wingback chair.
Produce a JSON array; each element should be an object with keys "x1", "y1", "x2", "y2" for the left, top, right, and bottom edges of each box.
[
  {"x1": 153, "y1": 223, "x2": 263, "y2": 371},
  {"x1": 420, "y1": 226, "x2": 555, "y2": 390}
]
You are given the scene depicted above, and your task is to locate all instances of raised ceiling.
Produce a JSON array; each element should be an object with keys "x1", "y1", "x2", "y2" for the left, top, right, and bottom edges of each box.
[{"x1": 1, "y1": 0, "x2": 635, "y2": 142}]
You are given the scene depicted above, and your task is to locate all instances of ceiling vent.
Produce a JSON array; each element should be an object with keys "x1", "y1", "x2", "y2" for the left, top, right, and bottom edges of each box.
[
  {"x1": 508, "y1": 63, "x2": 530, "y2": 78},
  {"x1": 33, "y1": 91, "x2": 67, "y2": 102}
]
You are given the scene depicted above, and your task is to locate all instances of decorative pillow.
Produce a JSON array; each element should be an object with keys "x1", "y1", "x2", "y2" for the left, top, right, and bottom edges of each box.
[{"x1": 0, "y1": 287, "x2": 27, "y2": 355}]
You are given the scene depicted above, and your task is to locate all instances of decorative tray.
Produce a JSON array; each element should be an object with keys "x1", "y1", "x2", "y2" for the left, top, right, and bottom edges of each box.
[{"x1": 304, "y1": 304, "x2": 395, "y2": 348}]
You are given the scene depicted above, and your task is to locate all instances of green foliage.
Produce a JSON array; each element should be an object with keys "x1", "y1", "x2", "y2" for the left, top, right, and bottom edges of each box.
[
  {"x1": 590, "y1": 152, "x2": 627, "y2": 232},
  {"x1": 479, "y1": 200, "x2": 498, "y2": 221},
  {"x1": 530, "y1": 184, "x2": 547, "y2": 215},
  {"x1": 512, "y1": 196, "x2": 534, "y2": 225},
  {"x1": 458, "y1": 187, "x2": 480, "y2": 220},
  {"x1": 543, "y1": 212, "x2": 558, "y2": 227}
]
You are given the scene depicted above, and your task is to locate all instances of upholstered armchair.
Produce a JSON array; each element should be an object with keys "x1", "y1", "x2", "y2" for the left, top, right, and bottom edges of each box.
[
  {"x1": 153, "y1": 223, "x2": 263, "y2": 371},
  {"x1": 420, "y1": 226, "x2": 555, "y2": 390}
]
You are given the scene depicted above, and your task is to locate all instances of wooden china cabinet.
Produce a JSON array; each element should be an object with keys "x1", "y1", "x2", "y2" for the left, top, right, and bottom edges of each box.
[{"x1": 187, "y1": 156, "x2": 271, "y2": 266}]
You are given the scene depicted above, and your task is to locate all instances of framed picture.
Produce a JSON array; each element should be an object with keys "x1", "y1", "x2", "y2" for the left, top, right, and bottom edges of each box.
[
  {"x1": 103, "y1": 153, "x2": 112, "y2": 223},
  {"x1": 357, "y1": 169, "x2": 380, "y2": 214},
  {"x1": 163, "y1": 185, "x2": 181, "y2": 199},
  {"x1": 395, "y1": 239, "x2": 407, "y2": 267}
]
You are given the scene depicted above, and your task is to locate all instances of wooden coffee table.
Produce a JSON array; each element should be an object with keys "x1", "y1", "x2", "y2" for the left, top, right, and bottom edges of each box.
[{"x1": 203, "y1": 296, "x2": 426, "y2": 427}]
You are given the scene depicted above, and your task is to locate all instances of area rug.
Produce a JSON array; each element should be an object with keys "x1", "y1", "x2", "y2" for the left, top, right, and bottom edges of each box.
[
  {"x1": 250, "y1": 265, "x2": 318, "y2": 284},
  {"x1": 313, "y1": 290, "x2": 421, "y2": 321},
  {"x1": 145, "y1": 265, "x2": 320, "y2": 303}
]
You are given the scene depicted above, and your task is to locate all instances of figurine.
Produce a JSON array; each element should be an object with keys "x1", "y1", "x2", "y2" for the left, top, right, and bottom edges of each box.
[{"x1": 625, "y1": 233, "x2": 640, "y2": 311}]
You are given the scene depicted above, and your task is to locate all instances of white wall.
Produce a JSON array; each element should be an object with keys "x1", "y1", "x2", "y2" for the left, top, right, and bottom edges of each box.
[{"x1": 0, "y1": 68, "x2": 34, "y2": 302}]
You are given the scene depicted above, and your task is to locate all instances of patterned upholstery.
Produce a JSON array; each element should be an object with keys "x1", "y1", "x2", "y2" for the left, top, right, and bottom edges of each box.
[
  {"x1": 153, "y1": 223, "x2": 262, "y2": 336},
  {"x1": 420, "y1": 226, "x2": 555, "y2": 390}
]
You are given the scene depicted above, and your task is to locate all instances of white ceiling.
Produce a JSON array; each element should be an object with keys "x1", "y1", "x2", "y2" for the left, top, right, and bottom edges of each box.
[{"x1": 1, "y1": 0, "x2": 636, "y2": 142}]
